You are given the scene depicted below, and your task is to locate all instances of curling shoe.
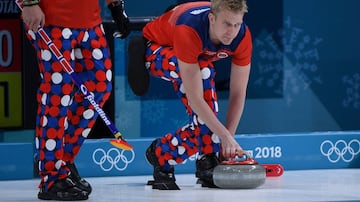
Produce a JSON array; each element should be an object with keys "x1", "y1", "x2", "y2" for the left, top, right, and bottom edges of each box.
[
  {"x1": 146, "y1": 139, "x2": 180, "y2": 190},
  {"x1": 68, "y1": 163, "x2": 92, "y2": 194},
  {"x1": 127, "y1": 35, "x2": 149, "y2": 96},
  {"x1": 38, "y1": 177, "x2": 88, "y2": 200},
  {"x1": 195, "y1": 153, "x2": 220, "y2": 188}
]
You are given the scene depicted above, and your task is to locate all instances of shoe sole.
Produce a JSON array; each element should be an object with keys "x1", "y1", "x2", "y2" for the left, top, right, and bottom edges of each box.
[{"x1": 38, "y1": 191, "x2": 89, "y2": 201}]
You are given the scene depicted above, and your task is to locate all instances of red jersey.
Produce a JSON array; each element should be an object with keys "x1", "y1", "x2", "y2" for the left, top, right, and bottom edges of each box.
[
  {"x1": 40, "y1": 0, "x2": 102, "y2": 28},
  {"x1": 142, "y1": 2, "x2": 252, "y2": 66}
]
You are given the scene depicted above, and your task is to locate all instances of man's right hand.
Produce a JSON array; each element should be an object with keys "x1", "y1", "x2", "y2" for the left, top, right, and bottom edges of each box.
[
  {"x1": 220, "y1": 135, "x2": 245, "y2": 160},
  {"x1": 22, "y1": 5, "x2": 45, "y2": 33}
]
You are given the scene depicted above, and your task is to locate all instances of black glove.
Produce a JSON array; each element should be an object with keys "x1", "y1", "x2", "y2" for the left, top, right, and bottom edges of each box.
[{"x1": 108, "y1": 0, "x2": 130, "y2": 39}]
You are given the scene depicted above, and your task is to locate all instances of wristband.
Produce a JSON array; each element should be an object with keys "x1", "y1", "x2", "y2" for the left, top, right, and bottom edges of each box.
[{"x1": 22, "y1": 0, "x2": 40, "y2": 6}]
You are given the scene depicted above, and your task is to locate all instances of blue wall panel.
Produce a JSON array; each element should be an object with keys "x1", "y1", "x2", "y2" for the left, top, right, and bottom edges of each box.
[{"x1": 73, "y1": 131, "x2": 360, "y2": 178}]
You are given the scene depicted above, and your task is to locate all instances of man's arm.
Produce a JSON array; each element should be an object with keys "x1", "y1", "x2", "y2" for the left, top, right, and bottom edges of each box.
[
  {"x1": 178, "y1": 59, "x2": 244, "y2": 159},
  {"x1": 226, "y1": 63, "x2": 251, "y2": 136},
  {"x1": 106, "y1": 0, "x2": 130, "y2": 39},
  {"x1": 21, "y1": 1, "x2": 45, "y2": 33}
]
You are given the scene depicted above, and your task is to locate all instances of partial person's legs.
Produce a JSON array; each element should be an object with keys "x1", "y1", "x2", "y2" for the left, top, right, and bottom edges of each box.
[
  {"x1": 29, "y1": 26, "x2": 88, "y2": 200},
  {"x1": 62, "y1": 24, "x2": 113, "y2": 194},
  {"x1": 30, "y1": 24, "x2": 112, "y2": 200},
  {"x1": 144, "y1": 43, "x2": 221, "y2": 189}
]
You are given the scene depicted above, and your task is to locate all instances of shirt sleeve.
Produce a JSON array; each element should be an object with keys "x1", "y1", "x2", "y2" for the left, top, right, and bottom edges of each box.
[
  {"x1": 232, "y1": 27, "x2": 252, "y2": 66},
  {"x1": 173, "y1": 25, "x2": 203, "y2": 64}
]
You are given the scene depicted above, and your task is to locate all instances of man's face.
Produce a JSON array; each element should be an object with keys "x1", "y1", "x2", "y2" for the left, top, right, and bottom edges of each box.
[{"x1": 209, "y1": 9, "x2": 244, "y2": 45}]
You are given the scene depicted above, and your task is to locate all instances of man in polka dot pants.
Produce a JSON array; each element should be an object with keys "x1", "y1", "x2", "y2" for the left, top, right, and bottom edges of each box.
[
  {"x1": 21, "y1": 0, "x2": 129, "y2": 200},
  {"x1": 136, "y1": 0, "x2": 252, "y2": 190}
]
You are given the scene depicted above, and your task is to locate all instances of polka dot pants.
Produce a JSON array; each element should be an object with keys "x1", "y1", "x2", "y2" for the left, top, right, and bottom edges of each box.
[
  {"x1": 145, "y1": 42, "x2": 220, "y2": 171},
  {"x1": 26, "y1": 24, "x2": 112, "y2": 190}
]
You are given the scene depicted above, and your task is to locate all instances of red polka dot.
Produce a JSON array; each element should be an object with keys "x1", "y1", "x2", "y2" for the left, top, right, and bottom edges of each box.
[
  {"x1": 176, "y1": 157, "x2": 183, "y2": 163},
  {"x1": 74, "y1": 128, "x2": 83, "y2": 136},
  {"x1": 45, "y1": 161, "x2": 55, "y2": 171},
  {"x1": 47, "y1": 128, "x2": 57, "y2": 139},
  {"x1": 63, "y1": 153, "x2": 71, "y2": 162},
  {"x1": 43, "y1": 72, "x2": 52, "y2": 82},
  {"x1": 85, "y1": 59, "x2": 94, "y2": 70},
  {"x1": 103, "y1": 92, "x2": 111, "y2": 101},
  {"x1": 74, "y1": 63, "x2": 82, "y2": 72},
  {"x1": 50, "y1": 95, "x2": 61, "y2": 106},
  {"x1": 202, "y1": 135, "x2": 212, "y2": 145},
  {"x1": 164, "y1": 152, "x2": 172, "y2": 160},
  {"x1": 63, "y1": 50, "x2": 71, "y2": 61},
  {"x1": 76, "y1": 106, "x2": 85, "y2": 116},
  {"x1": 58, "y1": 117, "x2": 66, "y2": 127},
  {"x1": 203, "y1": 145, "x2": 213, "y2": 154},
  {"x1": 99, "y1": 37, "x2": 107, "y2": 47},
  {"x1": 53, "y1": 39, "x2": 62, "y2": 50},
  {"x1": 55, "y1": 150, "x2": 64, "y2": 160},
  {"x1": 71, "y1": 116, "x2": 80, "y2": 125},
  {"x1": 49, "y1": 106, "x2": 59, "y2": 117},
  {"x1": 203, "y1": 89, "x2": 212, "y2": 101},
  {"x1": 52, "y1": 61, "x2": 63, "y2": 72},
  {"x1": 96, "y1": 82, "x2": 107, "y2": 92},
  {"x1": 158, "y1": 156, "x2": 165, "y2": 166},
  {"x1": 70, "y1": 136, "x2": 78, "y2": 144},
  {"x1": 62, "y1": 83, "x2": 73, "y2": 95},
  {"x1": 88, "y1": 119, "x2": 96, "y2": 128},
  {"x1": 82, "y1": 49, "x2": 92, "y2": 59},
  {"x1": 36, "y1": 94, "x2": 42, "y2": 103},
  {"x1": 73, "y1": 145, "x2": 81, "y2": 155},
  {"x1": 51, "y1": 27, "x2": 62, "y2": 39},
  {"x1": 155, "y1": 146, "x2": 162, "y2": 157},
  {"x1": 74, "y1": 94, "x2": 83, "y2": 102},
  {"x1": 95, "y1": 71, "x2": 106, "y2": 81},
  {"x1": 91, "y1": 40, "x2": 100, "y2": 49},
  {"x1": 104, "y1": 58, "x2": 112, "y2": 69},
  {"x1": 85, "y1": 81, "x2": 96, "y2": 92},
  {"x1": 40, "y1": 83, "x2": 51, "y2": 93},
  {"x1": 39, "y1": 150, "x2": 45, "y2": 160},
  {"x1": 95, "y1": 26, "x2": 103, "y2": 37}
]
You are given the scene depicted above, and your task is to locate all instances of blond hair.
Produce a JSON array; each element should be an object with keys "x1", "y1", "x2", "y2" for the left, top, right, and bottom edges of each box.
[{"x1": 210, "y1": 0, "x2": 248, "y2": 15}]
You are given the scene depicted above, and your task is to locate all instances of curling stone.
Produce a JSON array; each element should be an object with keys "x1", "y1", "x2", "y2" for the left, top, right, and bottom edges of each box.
[{"x1": 213, "y1": 155, "x2": 266, "y2": 189}]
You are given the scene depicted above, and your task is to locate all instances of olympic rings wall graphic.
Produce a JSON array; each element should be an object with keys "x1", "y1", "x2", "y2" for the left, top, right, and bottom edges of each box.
[
  {"x1": 92, "y1": 148, "x2": 135, "y2": 171},
  {"x1": 320, "y1": 139, "x2": 360, "y2": 163}
]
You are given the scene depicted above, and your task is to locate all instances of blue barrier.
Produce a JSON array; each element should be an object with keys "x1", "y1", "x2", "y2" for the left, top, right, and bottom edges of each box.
[
  {"x1": 0, "y1": 142, "x2": 34, "y2": 180},
  {"x1": 75, "y1": 131, "x2": 360, "y2": 178},
  {"x1": 1, "y1": 131, "x2": 359, "y2": 180}
]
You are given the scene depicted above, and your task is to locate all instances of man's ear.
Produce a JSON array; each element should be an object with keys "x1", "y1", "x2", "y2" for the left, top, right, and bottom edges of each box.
[{"x1": 208, "y1": 12, "x2": 216, "y2": 24}]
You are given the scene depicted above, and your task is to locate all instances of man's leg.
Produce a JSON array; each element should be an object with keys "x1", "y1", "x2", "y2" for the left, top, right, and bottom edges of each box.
[
  {"x1": 145, "y1": 43, "x2": 221, "y2": 189},
  {"x1": 62, "y1": 24, "x2": 113, "y2": 194},
  {"x1": 30, "y1": 26, "x2": 89, "y2": 200}
]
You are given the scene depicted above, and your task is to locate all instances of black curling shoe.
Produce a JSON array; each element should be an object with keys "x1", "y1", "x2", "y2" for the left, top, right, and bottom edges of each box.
[
  {"x1": 68, "y1": 163, "x2": 92, "y2": 195},
  {"x1": 127, "y1": 35, "x2": 149, "y2": 96},
  {"x1": 195, "y1": 153, "x2": 220, "y2": 188},
  {"x1": 146, "y1": 139, "x2": 180, "y2": 190},
  {"x1": 38, "y1": 177, "x2": 88, "y2": 201}
]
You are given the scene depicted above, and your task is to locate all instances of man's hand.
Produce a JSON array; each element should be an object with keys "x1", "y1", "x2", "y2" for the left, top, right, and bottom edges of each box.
[
  {"x1": 108, "y1": 0, "x2": 130, "y2": 39},
  {"x1": 22, "y1": 5, "x2": 45, "y2": 33},
  {"x1": 220, "y1": 135, "x2": 245, "y2": 160}
]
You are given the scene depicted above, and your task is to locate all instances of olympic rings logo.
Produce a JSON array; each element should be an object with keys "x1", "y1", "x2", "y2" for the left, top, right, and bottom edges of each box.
[
  {"x1": 320, "y1": 139, "x2": 360, "y2": 163},
  {"x1": 92, "y1": 148, "x2": 135, "y2": 171}
]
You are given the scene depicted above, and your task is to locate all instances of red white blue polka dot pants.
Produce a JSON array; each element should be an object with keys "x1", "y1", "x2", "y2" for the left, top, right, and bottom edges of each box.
[
  {"x1": 145, "y1": 42, "x2": 220, "y2": 171},
  {"x1": 26, "y1": 24, "x2": 112, "y2": 190}
]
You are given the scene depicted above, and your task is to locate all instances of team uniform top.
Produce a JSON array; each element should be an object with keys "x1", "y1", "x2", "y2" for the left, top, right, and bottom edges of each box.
[
  {"x1": 142, "y1": 2, "x2": 252, "y2": 66},
  {"x1": 39, "y1": 0, "x2": 102, "y2": 28}
]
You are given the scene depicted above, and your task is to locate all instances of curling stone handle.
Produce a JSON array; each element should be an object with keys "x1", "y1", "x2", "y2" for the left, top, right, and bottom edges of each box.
[{"x1": 221, "y1": 154, "x2": 258, "y2": 165}]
